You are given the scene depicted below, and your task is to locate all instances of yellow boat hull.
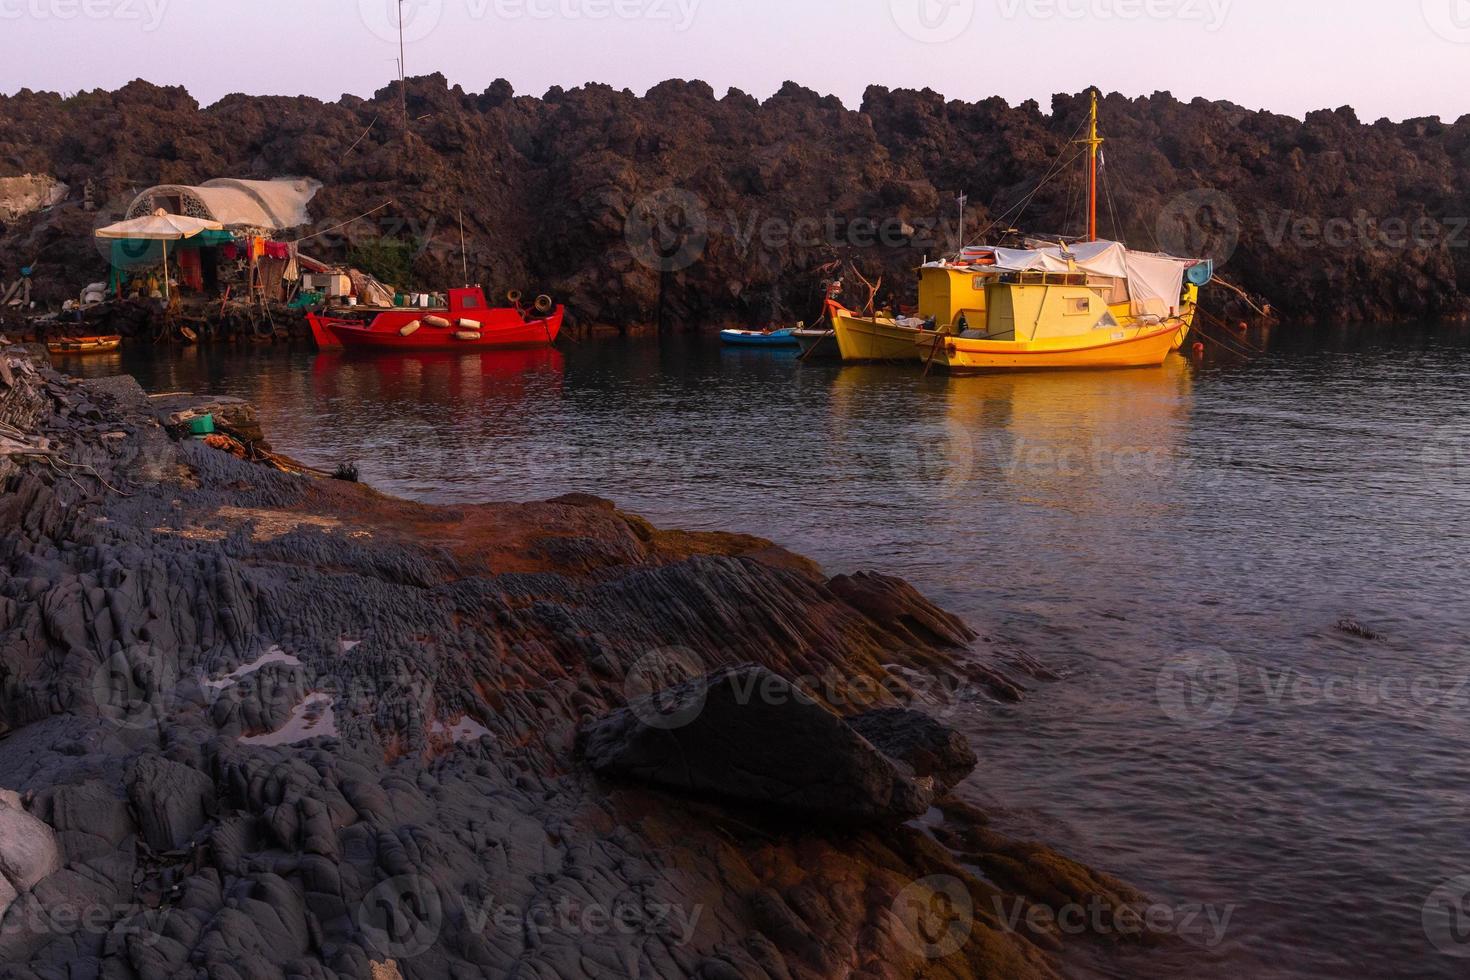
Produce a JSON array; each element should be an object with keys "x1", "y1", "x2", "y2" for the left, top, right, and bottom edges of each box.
[
  {"x1": 47, "y1": 335, "x2": 122, "y2": 355},
  {"x1": 922, "y1": 320, "x2": 1188, "y2": 373},
  {"x1": 831, "y1": 310, "x2": 925, "y2": 362}
]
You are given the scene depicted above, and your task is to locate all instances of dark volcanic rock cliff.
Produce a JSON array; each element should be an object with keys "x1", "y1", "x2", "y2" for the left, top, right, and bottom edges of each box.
[
  {"x1": 0, "y1": 345, "x2": 1165, "y2": 978},
  {"x1": 4, "y1": 77, "x2": 1466, "y2": 328}
]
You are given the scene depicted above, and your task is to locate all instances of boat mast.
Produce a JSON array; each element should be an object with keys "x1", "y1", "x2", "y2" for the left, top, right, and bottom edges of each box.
[{"x1": 1083, "y1": 89, "x2": 1103, "y2": 241}]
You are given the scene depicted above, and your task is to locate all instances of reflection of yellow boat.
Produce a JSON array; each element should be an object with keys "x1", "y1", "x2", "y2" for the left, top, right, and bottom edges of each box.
[
  {"x1": 829, "y1": 306, "x2": 927, "y2": 362},
  {"x1": 47, "y1": 335, "x2": 122, "y2": 355}
]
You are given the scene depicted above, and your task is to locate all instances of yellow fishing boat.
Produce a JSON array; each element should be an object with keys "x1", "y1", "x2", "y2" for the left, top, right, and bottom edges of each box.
[{"x1": 912, "y1": 91, "x2": 1211, "y2": 373}]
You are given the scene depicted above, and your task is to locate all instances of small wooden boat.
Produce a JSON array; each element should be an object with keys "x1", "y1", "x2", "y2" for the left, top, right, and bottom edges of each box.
[
  {"x1": 47, "y1": 335, "x2": 121, "y2": 355},
  {"x1": 719, "y1": 327, "x2": 801, "y2": 349},
  {"x1": 308, "y1": 288, "x2": 562, "y2": 352},
  {"x1": 829, "y1": 306, "x2": 930, "y2": 362}
]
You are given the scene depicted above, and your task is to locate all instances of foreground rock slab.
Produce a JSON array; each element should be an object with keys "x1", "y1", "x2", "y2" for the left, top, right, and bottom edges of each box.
[{"x1": 0, "y1": 345, "x2": 1166, "y2": 979}]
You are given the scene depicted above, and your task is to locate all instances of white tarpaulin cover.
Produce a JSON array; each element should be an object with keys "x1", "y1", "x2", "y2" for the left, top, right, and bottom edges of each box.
[
  {"x1": 1120, "y1": 249, "x2": 1197, "y2": 317},
  {"x1": 954, "y1": 239, "x2": 1199, "y2": 316},
  {"x1": 125, "y1": 178, "x2": 321, "y2": 231},
  {"x1": 992, "y1": 240, "x2": 1131, "y2": 278}
]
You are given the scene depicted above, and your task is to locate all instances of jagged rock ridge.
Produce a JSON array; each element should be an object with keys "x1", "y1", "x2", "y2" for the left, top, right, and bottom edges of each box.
[{"x1": 1, "y1": 77, "x2": 1467, "y2": 327}]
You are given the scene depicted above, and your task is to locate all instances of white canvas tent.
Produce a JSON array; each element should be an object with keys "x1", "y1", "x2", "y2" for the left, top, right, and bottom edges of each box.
[
  {"x1": 124, "y1": 178, "x2": 320, "y2": 231},
  {"x1": 979, "y1": 240, "x2": 1200, "y2": 317}
]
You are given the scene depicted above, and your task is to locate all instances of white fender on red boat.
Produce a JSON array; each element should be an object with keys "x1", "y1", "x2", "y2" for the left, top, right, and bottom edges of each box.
[
  {"x1": 457, "y1": 318, "x2": 482, "y2": 330},
  {"x1": 454, "y1": 331, "x2": 482, "y2": 342},
  {"x1": 399, "y1": 320, "x2": 421, "y2": 337},
  {"x1": 423, "y1": 315, "x2": 451, "y2": 329}
]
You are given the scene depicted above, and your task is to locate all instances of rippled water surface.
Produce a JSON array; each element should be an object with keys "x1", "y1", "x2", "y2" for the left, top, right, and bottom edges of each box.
[{"x1": 63, "y1": 325, "x2": 1470, "y2": 978}]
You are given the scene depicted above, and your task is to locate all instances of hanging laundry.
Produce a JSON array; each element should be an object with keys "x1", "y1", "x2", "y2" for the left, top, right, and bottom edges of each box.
[{"x1": 176, "y1": 248, "x2": 204, "y2": 291}]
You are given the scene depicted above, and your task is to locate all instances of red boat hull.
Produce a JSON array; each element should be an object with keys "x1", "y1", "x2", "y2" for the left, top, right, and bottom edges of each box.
[{"x1": 308, "y1": 305, "x2": 563, "y2": 352}]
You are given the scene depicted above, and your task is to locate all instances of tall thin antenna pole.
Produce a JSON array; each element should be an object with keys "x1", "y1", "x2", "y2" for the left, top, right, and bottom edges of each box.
[
  {"x1": 398, "y1": 1, "x2": 408, "y2": 140},
  {"x1": 458, "y1": 210, "x2": 468, "y2": 285}
]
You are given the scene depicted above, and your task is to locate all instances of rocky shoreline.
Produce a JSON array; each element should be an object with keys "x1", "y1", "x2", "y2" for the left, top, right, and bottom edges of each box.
[{"x1": 0, "y1": 341, "x2": 1167, "y2": 978}]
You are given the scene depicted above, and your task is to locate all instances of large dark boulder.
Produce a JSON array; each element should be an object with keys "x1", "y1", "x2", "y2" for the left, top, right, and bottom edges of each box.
[{"x1": 579, "y1": 665, "x2": 934, "y2": 823}]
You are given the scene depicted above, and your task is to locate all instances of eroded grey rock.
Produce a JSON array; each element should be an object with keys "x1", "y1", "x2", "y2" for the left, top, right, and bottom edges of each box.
[{"x1": 124, "y1": 756, "x2": 215, "y2": 852}]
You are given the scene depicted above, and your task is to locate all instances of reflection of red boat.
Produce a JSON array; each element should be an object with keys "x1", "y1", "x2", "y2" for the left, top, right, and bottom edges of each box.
[
  {"x1": 310, "y1": 347, "x2": 566, "y2": 404},
  {"x1": 307, "y1": 287, "x2": 563, "y2": 351}
]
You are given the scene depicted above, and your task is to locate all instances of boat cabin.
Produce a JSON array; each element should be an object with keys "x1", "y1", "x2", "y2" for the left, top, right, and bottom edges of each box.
[
  {"x1": 918, "y1": 265, "x2": 1127, "y2": 338},
  {"x1": 448, "y1": 287, "x2": 491, "y2": 313},
  {"x1": 919, "y1": 240, "x2": 1203, "y2": 338}
]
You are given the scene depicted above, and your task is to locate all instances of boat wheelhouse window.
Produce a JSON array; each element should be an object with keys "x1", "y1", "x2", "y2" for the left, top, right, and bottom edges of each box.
[
  {"x1": 1088, "y1": 275, "x2": 1129, "y2": 305},
  {"x1": 461, "y1": 295, "x2": 480, "y2": 308}
]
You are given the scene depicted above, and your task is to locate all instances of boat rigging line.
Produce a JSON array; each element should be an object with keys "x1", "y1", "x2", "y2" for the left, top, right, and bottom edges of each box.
[
  {"x1": 968, "y1": 110, "x2": 1092, "y2": 249},
  {"x1": 291, "y1": 201, "x2": 395, "y2": 246}
]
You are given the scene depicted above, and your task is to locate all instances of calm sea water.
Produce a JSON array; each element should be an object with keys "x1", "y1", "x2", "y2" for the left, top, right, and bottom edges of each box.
[{"x1": 60, "y1": 325, "x2": 1470, "y2": 979}]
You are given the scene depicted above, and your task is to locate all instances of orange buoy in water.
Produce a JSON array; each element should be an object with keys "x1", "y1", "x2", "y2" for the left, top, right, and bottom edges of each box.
[
  {"x1": 1235, "y1": 321, "x2": 1248, "y2": 332},
  {"x1": 1192, "y1": 342, "x2": 1206, "y2": 355}
]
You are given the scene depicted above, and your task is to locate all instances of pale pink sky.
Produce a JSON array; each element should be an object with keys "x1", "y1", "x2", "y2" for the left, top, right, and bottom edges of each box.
[{"x1": 3, "y1": 0, "x2": 1469, "y2": 122}]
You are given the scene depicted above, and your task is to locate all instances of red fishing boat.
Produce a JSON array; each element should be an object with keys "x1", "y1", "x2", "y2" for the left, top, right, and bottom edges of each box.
[{"x1": 307, "y1": 288, "x2": 563, "y2": 352}]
